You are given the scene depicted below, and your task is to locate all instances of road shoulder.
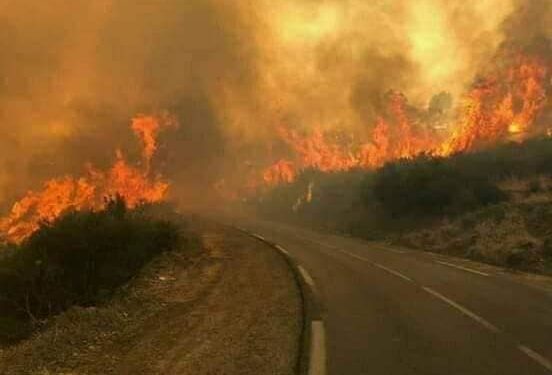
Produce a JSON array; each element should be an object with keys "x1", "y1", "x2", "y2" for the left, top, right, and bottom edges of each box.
[{"x1": 0, "y1": 220, "x2": 302, "y2": 375}]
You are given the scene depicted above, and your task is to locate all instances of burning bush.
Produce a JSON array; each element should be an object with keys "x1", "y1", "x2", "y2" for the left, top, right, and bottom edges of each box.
[
  {"x1": 0, "y1": 197, "x2": 183, "y2": 343},
  {"x1": 0, "y1": 114, "x2": 175, "y2": 245}
]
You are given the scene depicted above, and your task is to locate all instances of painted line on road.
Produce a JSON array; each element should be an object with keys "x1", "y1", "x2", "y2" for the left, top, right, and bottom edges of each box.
[
  {"x1": 377, "y1": 246, "x2": 407, "y2": 254},
  {"x1": 274, "y1": 244, "x2": 290, "y2": 256},
  {"x1": 235, "y1": 227, "x2": 326, "y2": 375},
  {"x1": 309, "y1": 321, "x2": 327, "y2": 375},
  {"x1": 437, "y1": 261, "x2": 490, "y2": 277},
  {"x1": 298, "y1": 265, "x2": 316, "y2": 289},
  {"x1": 243, "y1": 225, "x2": 552, "y2": 374},
  {"x1": 387, "y1": 249, "x2": 406, "y2": 254},
  {"x1": 422, "y1": 287, "x2": 500, "y2": 333},
  {"x1": 338, "y1": 248, "x2": 370, "y2": 262},
  {"x1": 373, "y1": 263, "x2": 414, "y2": 283},
  {"x1": 252, "y1": 233, "x2": 266, "y2": 241},
  {"x1": 337, "y1": 249, "x2": 413, "y2": 283},
  {"x1": 518, "y1": 345, "x2": 552, "y2": 372}
]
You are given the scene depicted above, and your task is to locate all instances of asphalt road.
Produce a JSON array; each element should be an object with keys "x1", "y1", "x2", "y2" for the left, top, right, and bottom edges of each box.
[{"x1": 230, "y1": 217, "x2": 552, "y2": 375}]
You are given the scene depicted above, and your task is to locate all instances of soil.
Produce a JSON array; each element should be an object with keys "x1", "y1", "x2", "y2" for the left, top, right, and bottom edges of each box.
[{"x1": 0, "y1": 220, "x2": 301, "y2": 375}]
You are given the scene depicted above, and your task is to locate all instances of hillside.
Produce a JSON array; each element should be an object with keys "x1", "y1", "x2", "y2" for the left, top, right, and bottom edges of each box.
[{"x1": 254, "y1": 137, "x2": 552, "y2": 273}]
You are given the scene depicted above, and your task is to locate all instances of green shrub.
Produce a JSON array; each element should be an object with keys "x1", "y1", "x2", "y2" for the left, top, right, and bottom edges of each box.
[
  {"x1": 544, "y1": 238, "x2": 552, "y2": 259},
  {"x1": 255, "y1": 136, "x2": 552, "y2": 236},
  {"x1": 371, "y1": 156, "x2": 506, "y2": 218},
  {"x1": 0, "y1": 197, "x2": 181, "y2": 329}
]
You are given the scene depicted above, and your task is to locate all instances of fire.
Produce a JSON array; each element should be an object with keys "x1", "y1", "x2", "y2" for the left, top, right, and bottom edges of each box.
[
  {"x1": 359, "y1": 92, "x2": 439, "y2": 165},
  {"x1": 263, "y1": 91, "x2": 442, "y2": 185},
  {"x1": 262, "y1": 55, "x2": 549, "y2": 186},
  {"x1": 441, "y1": 56, "x2": 547, "y2": 154},
  {"x1": 131, "y1": 113, "x2": 177, "y2": 171},
  {"x1": 0, "y1": 115, "x2": 174, "y2": 244},
  {"x1": 263, "y1": 159, "x2": 296, "y2": 185},
  {"x1": 132, "y1": 115, "x2": 162, "y2": 170}
]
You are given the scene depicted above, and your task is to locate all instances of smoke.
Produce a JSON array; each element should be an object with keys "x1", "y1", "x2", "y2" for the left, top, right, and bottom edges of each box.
[
  {"x1": 232, "y1": 0, "x2": 517, "y2": 122},
  {"x1": 502, "y1": 0, "x2": 551, "y2": 48},
  {"x1": 0, "y1": 0, "x2": 258, "y2": 207},
  {"x1": 0, "y1": 0, "x2": 549, "y2": 207}
]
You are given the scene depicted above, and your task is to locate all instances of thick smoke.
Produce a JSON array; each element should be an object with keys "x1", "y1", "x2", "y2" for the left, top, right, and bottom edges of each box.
[
  {"x1": 0, "y1": 0, "x2": 549, "y2": 206},
  {"x1": 0, "y1": 0, "x2": 258, "y2": 207}
]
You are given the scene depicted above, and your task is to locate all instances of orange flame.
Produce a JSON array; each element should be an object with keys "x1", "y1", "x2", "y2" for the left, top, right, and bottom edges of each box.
[
  {"x1": 262, "y1": 56, "x2": 549, "y2": 186},
  {"x1": 263, "y1": 159, "x2": 296, "y2": 185},
  {"x1": 263, "y1": 91, "x2": 441, "y2": 185},
  {"x1": 132, "y1": 115, "x2": 161, "y2": 169},
  {"x1": 0, "y1": 115, "x2": 175, "y2": 244},
  {"x1": 440, "y1": 56, "x2": 547, "y2": 154},
  {"x1": 131, "y1": 113, "x2": 177, "y2": 171}
]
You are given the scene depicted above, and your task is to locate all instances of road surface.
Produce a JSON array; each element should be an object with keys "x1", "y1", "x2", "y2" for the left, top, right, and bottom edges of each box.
[{"x1": 230, "y1": 217, "x2": 552, "y2": 375}]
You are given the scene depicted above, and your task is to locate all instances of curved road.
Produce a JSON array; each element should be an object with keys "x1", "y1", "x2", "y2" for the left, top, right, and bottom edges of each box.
[{"x1": 230, "y1": 217, "x2": 552, "y2": 375}]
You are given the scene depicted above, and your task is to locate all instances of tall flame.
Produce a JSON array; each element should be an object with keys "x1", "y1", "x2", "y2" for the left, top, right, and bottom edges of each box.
[
  {"x1": 261, "y1": 55, "x2": 549, "y2": 186},
  {"x1": 440, "y1": 56, "x2": 547, "y2": 154},
  {"x1": 0, "y1": 115, "x2": 174, "y2": 244},
  {"x1": 131, "y1": 114, "x2": 177, "y2": 171}
]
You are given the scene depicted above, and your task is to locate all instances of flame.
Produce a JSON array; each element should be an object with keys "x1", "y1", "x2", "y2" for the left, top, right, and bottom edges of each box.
[
  {"x1": 131, "y1": 113, "x2": 177, "y2": 171},
  {"x1": 0, "y1": 115, "x2": 174, "y2": 244},
  {"x1": 361, "y1": 92, "x2": 439, "y2": 164},
  {"x1": 441, "y1": 56, "x2": 547, "y2": 154},
  {"x1": 261, "y1": 56, "x2": 548, "y2": 186},
  {"x1": 263, "y1": 159, "x2": 296, "y2": 186},
  {"x1": 132, "y1": 115, "x2": 162, "y2": 170},
  {"x1": 263, "y1": 91, "x2": 441, "y2": 185}
]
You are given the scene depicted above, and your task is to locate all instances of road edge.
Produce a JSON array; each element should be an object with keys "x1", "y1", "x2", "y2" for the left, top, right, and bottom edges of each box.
[{"x1": 234, "y1": 227, "x2": 326, "y2": 375}]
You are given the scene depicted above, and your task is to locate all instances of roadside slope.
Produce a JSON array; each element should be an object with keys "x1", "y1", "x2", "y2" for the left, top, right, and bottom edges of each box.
[{"x1": 0, "y1": 221, "x2": 301, "y2": 375}]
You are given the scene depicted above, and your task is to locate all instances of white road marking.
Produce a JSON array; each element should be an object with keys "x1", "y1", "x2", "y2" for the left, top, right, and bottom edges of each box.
[
  {"x1": 255, "y1": 226, "x2": 552, "y2": 374},
  {"x1": 338, "y1": 249, "x2": 369, "y2": 262},
  {"x1": 309, "y1": 321, "x2": 327, "y2": 375},
  {"x1": 518, "y1": 345, "x2": 552, "y2": 372},
  {"x1": 388, "y1": 249, "x2": 406, "y2": 254},
  {"x1": 298, "y1": 265, "x2": 316, "y2": 289},
  {"x1": 422, "y1": 287, "x2": 500, "y2": 333},
  {"x1": 437, "y1": 261, "x2": 490, "y2": 277},
  {"x1": 377, "y1": 246, "x2": 406, "y2": 254},
  {"x1": 274, "y1": 244, "x2": 290, "y2": 256},
  {"x1": 253, "y1": 233, "x2": 266, "y2": 241},
  {"x1": 373, "y1": 263, "x2": 413, "y2": 282},
  {"x1": 338, "y1": 249, "x2": 413, "y2": 283}
]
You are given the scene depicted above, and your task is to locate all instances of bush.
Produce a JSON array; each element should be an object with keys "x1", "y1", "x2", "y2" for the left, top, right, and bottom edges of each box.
[
  {"x1": 0, "y1": 197, "x2": 181, "y2": 330},
  {"x1": 372, "y1": 156, "x2": 506, "y2": 218},
  {"x1": 544, "y1": 238, "x2": 552, "y2": 259},
  {"x1": 255, "y1": 136, "x2": 552, "y2": 238}
]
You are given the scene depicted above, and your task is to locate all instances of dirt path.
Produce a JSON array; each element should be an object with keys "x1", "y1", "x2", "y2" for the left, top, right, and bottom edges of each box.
[{"x1": 0, "y1": 221, "x2": 302, "y2": 375}]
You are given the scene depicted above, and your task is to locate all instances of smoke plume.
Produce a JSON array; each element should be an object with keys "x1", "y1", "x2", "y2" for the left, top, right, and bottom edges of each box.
[{"x1": 0, "y1": 0, "x2": 549, "y2": 206}]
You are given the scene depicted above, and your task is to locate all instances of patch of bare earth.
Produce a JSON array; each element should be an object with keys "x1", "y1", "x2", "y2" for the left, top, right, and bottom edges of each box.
[{"x1": 0, "y1": 221, "x2": 301, "y2": 375}]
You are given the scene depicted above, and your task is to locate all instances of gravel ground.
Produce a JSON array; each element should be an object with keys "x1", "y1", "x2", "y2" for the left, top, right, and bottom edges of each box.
[{"x1": 0, "y1": 220, "x2": 302, "y2": 375}]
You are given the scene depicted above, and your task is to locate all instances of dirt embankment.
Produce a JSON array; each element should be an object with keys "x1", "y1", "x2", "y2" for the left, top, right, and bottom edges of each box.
[{"x1": 0, "y1": 221, "x2": 301, "y2": 375}]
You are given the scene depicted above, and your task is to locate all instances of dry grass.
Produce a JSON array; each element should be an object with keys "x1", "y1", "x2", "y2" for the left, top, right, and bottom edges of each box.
[
  {"x1": 0, "y1": 230, "x2": 203, "y2": 375},
  {"x1": 0, "y1": 222, "x2": 301, "y2": 375},
  {"x1": 402, "y1": 178, "x2": 552, "y2": 273}
]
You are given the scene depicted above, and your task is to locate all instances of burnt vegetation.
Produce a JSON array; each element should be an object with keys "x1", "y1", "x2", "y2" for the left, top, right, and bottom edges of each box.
[{"x1": 0, "y1": 197, "x2": 186, "y2": 344}]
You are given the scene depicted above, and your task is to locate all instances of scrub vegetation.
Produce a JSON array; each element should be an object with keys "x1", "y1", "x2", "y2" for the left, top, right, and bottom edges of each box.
[
  {"x1": 0, "y1": 197, "x2": 184, "y2": 344},
  {"x1": 256, "y1": 137, "x2": 552, "y2": 273}
]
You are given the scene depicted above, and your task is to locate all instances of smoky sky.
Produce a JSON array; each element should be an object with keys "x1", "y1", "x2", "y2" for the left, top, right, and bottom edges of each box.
[
  {"x1": 0, "y1": 0, "x2": 259, "y2": 207},
  {"x1": 0, "y1": 0, "x2": 549, "y2": 207}
]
